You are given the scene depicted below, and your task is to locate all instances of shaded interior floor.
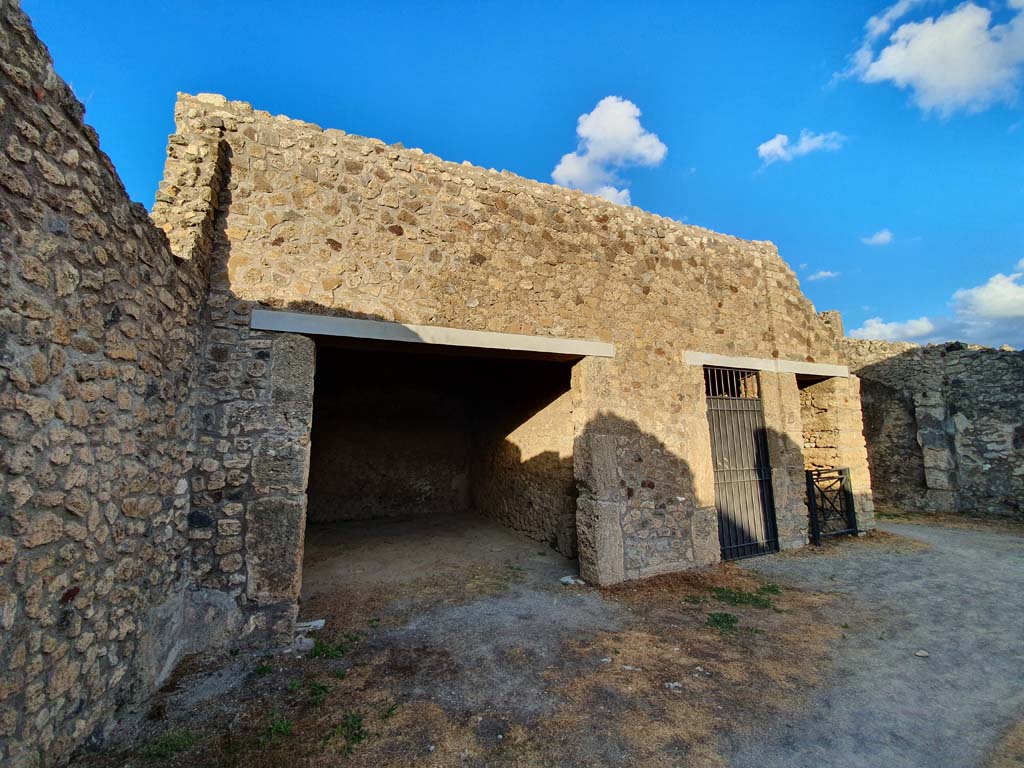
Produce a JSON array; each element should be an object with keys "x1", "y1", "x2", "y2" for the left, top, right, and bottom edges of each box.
[
  {"x1": 306, "y1": 341, "x2": 579, "y2": 557},
  {"x1": 300, "y1": 513, "x2": 577, "y2": 601}
]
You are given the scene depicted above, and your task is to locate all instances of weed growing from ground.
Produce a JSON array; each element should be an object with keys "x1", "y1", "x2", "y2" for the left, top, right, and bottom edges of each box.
[
  {"x1": 709, "y1": 584, "x2": 781, "y2": 609},
  {"x1": 308, "y1": 633, "x2": 360, "y2": 660},
  {"x1": 309, "y1": 682, "x2": 329, "y2": 706},
  {"x1": 257, "y1": 717, "x2": 293, "y2": 750},
  {"x1": 254, "y1": 662, "x2": 273, "y2": 676},
  {"x1": 707, "y1": 612, "x2": 740, "y2": 633},
  {"x1": 710, "y1": 586, "x2": 769, "y2": 609},
  {"x1": 288, "y1": 678, "x2": 301, "y2": 692},
  {"x1": 139, "y1": 729, "x2": 198, "y2": 760},
  {"x1": 332, "y1": 712, "x2": 368, "y2": 755}
]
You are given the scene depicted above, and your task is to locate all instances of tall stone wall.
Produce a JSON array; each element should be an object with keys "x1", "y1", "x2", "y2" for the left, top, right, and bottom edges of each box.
[
  {"x1": 844, "y1": 338, "x2": 1024, "y2": 516},
  {"x1": 0, "y1": 4, "x2": 220, "y2": 765}
]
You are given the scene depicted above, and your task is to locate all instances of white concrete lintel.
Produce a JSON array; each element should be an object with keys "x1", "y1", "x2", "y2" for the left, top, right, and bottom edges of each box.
[
  {"x1": 682, "y1": 350, "x2": 848, "y2": 378},
  {"x1": 251, "y1": 309, "x2": 615, "y2": 358}
]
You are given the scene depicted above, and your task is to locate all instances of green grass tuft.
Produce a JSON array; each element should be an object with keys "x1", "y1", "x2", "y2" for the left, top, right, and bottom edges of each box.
[
  {"x1": 308, "y1": 633, "x2": 360, "y2": 660},
  {"x1": 710, "y1": 586, "x2": 773, "y2": 609},
  {"x1": 707, "y1": 612, "x2": 740, "y2": 633},
  {"x1": 332, "y1": 712, "x2": 368, "y2": 755},
  {"x1": 309, "y1": 681, "x2": 329, "y2": 705},
  {"x1": 257, "y1": 717, "x2": 293, "y2": 750},
  {"x1": 139, "y1": 729, "x2": 198, "y2": 760}
]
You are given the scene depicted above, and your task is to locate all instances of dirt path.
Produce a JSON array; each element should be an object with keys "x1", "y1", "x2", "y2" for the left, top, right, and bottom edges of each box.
[
  {"x1": 69, "y1": 519, "x2": 1023, "y2": 767},
  {"x1": 730, "y1": 522, "x2": 1024, "y2": 768}
]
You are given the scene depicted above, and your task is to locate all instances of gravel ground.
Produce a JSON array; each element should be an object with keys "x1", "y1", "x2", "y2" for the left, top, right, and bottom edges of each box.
[{"x1": 729, "y1": 522, "x2": 1024, "y2": 768}]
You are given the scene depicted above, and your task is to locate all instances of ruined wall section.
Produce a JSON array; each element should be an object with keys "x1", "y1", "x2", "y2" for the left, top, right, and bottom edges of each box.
[
  {"x1": 0, "y1": 6, "x2": 214, "y2": 765},
  {"x1": 151, "y1": 94, "x2": 317, "y2": 646},
  {"x1": 844, "y1": 339, "x2": 1023, "y2": 517}
]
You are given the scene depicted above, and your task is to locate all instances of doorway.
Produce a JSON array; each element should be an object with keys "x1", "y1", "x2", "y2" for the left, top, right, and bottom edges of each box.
[{"x1": 703, "y1": 366, "x2": 779, "y2": 560}]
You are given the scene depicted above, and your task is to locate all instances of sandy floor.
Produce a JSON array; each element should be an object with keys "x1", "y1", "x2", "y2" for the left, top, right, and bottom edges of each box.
[{"x1": 300, "y1": 513, "x2": 572, "y2": 595}]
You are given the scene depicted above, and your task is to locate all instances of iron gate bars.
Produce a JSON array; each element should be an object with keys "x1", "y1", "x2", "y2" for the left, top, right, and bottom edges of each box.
[
  {"x1": 704, "y1": 367, "x2": 780, "y2": 561},
  {"x1": 806, "y1": 467, "x2": 859, "y2": 545}
]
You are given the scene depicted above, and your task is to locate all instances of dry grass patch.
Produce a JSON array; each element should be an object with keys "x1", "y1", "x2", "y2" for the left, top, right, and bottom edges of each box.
[
  {"x1": 778, "y1": 528, "x2": 931, "y2": 557},
  {"x1": 494, "y1": 566, "x2": 841, "y2": 768},
  {"x1": 986, "y1": 720, "x2": 1024, "y2": 768},
  {"x1": 72, "y1": 562, "x2": 845, "y2": 768}
]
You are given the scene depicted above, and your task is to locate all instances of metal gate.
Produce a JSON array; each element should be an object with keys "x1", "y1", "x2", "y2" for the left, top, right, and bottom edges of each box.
[
  {"x1": 704, "y1": 366, "x2": 779, "y2": 561},
  {"x1": 806, "y1": 467, "x2": 858, "y2": 544}
]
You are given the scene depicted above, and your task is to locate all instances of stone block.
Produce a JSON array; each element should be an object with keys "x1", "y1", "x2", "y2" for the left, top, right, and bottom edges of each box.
[
  {"x1": 575, "y1": 497, "x2": 625, "y2": 585},
  {"x1": 252, "y1": 435, "x2": 310, "y2": 494},
  {"x1": 270, "y1": 333, "x2": 315, "y2": 403},
  {"x1": 245, "y1": 496, "x2": 306, "y2": 602}
]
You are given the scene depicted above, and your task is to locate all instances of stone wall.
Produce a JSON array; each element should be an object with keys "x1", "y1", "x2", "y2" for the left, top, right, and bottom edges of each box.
[
  {"x1": 844, "y1": 338, "x2": 1023, "y2": 516},
  {"x1": 471, "y1": 363, "x2": 576, "y2": 556},
  {"x1": 0, "y1": 4, "x2": 221, "y2": 765},
  {"x1": 164, "y1": 90, "x2": 853, "y2": 598},
  {"x1": 306, "y1": 348, "x2": 472, "y2": 523}
]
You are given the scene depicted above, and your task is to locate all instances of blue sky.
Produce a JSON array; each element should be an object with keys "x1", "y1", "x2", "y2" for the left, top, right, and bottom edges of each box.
[{"x1": 25, "y1": 1, "x2": 1024, "y2": 347}]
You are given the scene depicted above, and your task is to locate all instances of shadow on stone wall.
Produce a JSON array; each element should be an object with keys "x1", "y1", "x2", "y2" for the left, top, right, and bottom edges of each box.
[{"x1": 571, "y1": 412, "x2": 815, "y2": 582}]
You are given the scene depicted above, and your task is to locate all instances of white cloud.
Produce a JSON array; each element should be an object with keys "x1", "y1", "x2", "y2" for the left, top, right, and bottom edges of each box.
[
  {"x1": 849, "y1": 260, "x2": 1024, "y2": 347},
  {"x1": 757, "y1": 130, "x2": 847, "y2": 165},
  {"x1": 952, "y1": 267, "x2": 1024, "y2": 318},
  {"x1": 861, "y1": 228, "x2": 894, "y2": 246},
  {"x1": 807, "y1": 270, "x2": 841, "y2": 281},
  {"x1": 552, "y1": 96, "x2": 667, "y2": 204},
  {"x1": 841, "y1": 0, "x2": 1024, "y2": 116},
  {"x1": 851, "y1": 316, "x2": 936, "y2": 340}
]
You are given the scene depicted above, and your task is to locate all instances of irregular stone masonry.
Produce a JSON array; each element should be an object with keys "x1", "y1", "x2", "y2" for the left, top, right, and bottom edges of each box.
[
  {"x1": 1, "y1": 3, "x2": 877, "y2": 765},
  {"x1": 0, "y1": 3, "x2": 217, "y2": 765},
  {"x1": 844, "y1": 338, "x2": 1024, "y2": 516},
  {"x1": 158, "y1": 89, "x2": 873, "y2": 610}
]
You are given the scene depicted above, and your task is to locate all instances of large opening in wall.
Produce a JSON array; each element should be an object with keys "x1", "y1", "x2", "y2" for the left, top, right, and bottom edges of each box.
[
  {"x1": 797, "y1": 375, "x2": 841, "y2": 471},
  {"x1": 300, "y1": 337, "x2": 580, "y2": 603},
  {"x1": 797, "y1": 375, "x2": 860, "y2": 541}
]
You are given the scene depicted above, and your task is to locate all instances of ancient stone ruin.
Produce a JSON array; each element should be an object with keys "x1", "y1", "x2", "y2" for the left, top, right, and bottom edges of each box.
[
  {"x1": 842, "y1": 336, "x2": 1024, "y2": 517},
  {"x1": 0, "y1": 4, "x2": 885, "y2": 764}
]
